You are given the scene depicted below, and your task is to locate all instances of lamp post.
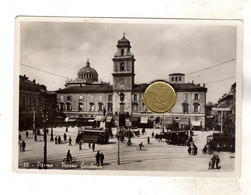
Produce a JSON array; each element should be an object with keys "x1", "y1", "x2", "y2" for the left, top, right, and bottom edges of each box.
[
  {"x1": 116, "y1": 91, "x2": 124, "y2": 165},
  {"x1": 41, "y1": 95, "x2": 48, "y2": 169}
]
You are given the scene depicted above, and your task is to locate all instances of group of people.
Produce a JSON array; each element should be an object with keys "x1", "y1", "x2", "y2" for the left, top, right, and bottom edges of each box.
[
  {"x1": 54, "y1": 133, "x2": 72, "y2": 145},
  {"x1": 79, "y1": 142, "x2": 96, "y2": 151},
  {"x1": 95, "y1": 151, "x2": 105, "y2": 166},
  {"x1": 209, "y1": 154, "x2": 220, "y2": 169}
]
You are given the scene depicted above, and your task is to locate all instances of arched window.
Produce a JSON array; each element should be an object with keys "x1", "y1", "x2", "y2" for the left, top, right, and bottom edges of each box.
[
  {"x1": 193, "y1": 103, "x2": 200, "y2": 113},
  {"x1": 89, "y1": 102, "x2": 95, "y2": 112},
  {"x1": 98, "y1": 102, "x2": 104, "y2": 112},
  {"x1": 107, "y1": 102, "x2": 113, "y2": 112},
  {"x1": 121, "y1": 49, "x2": 124, "y2": 56},
  {"x1": 78, "y1": 102, "x2": 84, "y2": 111},
  {"x1": 120, "y1": 62, "x2": 125, "y2": 71},
  {"x1": 60, "y1": 102, "x2": 65, "y2": 111},
  {"x1": 66, "y1": 102, "x2": 72, "y2": 111}
]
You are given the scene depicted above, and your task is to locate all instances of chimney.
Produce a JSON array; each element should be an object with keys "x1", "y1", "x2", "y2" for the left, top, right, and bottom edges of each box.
[{"x1": 33, "y1": 79, "x2": 36, "y2": 84}]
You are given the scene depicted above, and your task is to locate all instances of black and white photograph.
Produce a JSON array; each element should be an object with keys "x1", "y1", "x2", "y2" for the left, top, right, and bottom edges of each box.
[{"x1": 14, "y1": 17, "x2": 242, "y2": 175}]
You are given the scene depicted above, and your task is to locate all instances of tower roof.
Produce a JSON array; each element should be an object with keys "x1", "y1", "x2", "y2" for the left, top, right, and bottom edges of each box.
[{"x1": 117, "y1": 34, "x2": 131, "y2": 48}]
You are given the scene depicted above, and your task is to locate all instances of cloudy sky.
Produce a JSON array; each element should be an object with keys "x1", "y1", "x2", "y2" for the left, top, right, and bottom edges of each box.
[{"x1": 20, "y1": 19, "x2": 237, "y2": 103}]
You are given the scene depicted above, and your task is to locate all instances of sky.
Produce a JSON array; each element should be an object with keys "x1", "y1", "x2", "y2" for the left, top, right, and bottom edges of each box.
[{"x1": 19, "y1": 19, "x2": 237, "y2": 103}]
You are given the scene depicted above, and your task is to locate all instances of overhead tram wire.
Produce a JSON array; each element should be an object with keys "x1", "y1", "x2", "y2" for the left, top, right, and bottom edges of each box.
[
  {"x1": 187, "y1": 72, "x2": 235, "y2": 78},
  {"x1": 186, "y1": 58, "x2": 236, "y2": 76},
  {"x1": 20, "y1": 63, "x2": 73, "y2": 79},
  {"x1": 205, "y1": 76, "x2": 235, "y2": 85}
]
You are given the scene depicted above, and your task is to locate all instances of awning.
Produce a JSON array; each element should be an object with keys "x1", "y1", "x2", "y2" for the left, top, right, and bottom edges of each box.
[
  {"x1": 140, "y1": 116, "x2": 148, "y2": 124},
  {"x1": 191, "y1": 121, "x2": 201, "y2": 126},
  {"x1": 95, "y1": 115, "x2": 103, "y2": 121},
  {"x1": 165, "y1": 117, "x2": 174, "y2": 125},
  {"x1": 180, "y1": 117, "x2": 190, "y2": 125},
  {"x1": 67, "y1": 119, "x2": 76, "y2": 122},
  {"x1": 106, "y1": 116, "x2": 113, "y2": 123},
  {"x1": 88, "y1": 119, "x2": 95, "y2": 122}
]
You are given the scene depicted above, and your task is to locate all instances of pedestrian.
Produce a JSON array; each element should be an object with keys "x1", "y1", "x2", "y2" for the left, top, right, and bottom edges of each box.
[
  {"x1": 34, "y1": 133, "x2": 37, "y2": 141},
  {"x1": 202, "y1": 145, "x2": 207, "y2": 154},
  {"x1": 58, "y1": 136, "x2": 61, "y2": 144},
  {"x1": 187, "y1": 145, "x2": 191, "y2": 155},
  {"x1": 64, "y1": 133, "x2": 67, "y2": 142},
  {"x1": 152, "y1": 131, "x2": 154, "y2": 138},
  {"x1": 190, "y1": 143, "x2": 195, "y2": 155},
  {"x1": 66, "y1": 127, "x2": 68, "y2": 132},
  {"x1": 193, "y1": 144, "x2": 198, "y2": 155},
  {"x1": 211, "y1": 154, "x2": 216, "y2": 169},
  {"x1": 95, "y1": 151, "x2": 100, "y2": 166},
  {"x1": 206, "y1": 143, "x2": 211, "y2": 154},
  {"x1": 158, "y1": 135, "x2": 162, "y2": 142},
  {"x1": 100, "y1": 153, "x2": 104, "y2": 166},
  {"x1": 92, "y1": 143, "x2": 95, "y2": 151},
  {"x1": 215, "y1": 155, "x2": 220, "y2": 169},
  {"x1": 79, "y1": 141, "x2": 82, "y2": 150},
  {"x1": 89, "y1": 142, "x2": 91, "y2": 149},
  {"x1": 69, "y1": 137, "x2": 72, "y2": 146},
  {"x1": 147, "y1": 136, "x2": 150, "y2": 144},
  {"x1": 142, "y1": 128, "x2": 145, "y2": 135},
  {"x1": 21, "y1": 140, "x2": 26, "y2": 151},
  {"x1": 55, "y1": 136, "x2": 58, "y2": 144},
  {"x1": 26, "y1": 130, "x2": 29, "y2": 138}
]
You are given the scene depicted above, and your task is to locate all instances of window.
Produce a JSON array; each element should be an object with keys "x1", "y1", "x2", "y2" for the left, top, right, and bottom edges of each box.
[
  {"x1": 120, "y1": 62, "x2": 125, "y2": 71},
  {"x1": 182, "y1": 103, "x2": 189, "y2": 114},
  {"x1": 193, "y1": 103, "x2": 200, "y2": 113},
  {"x1": 66, "y1": 102, "x2": 72, "y2": 111},
  {"x1": 90, "y1": 103, "x2": 95, "y2": 111},
  {"x1": 78, "y1": 102, "x2": 84, "y2": 111},
  {"x1": 60, "y1": 96, "x2": 64, "y2": 102},
  {"x1": 67, "y1": 95, "x2": 71, "y2": 101},
  {"x1": 194, "y1": 94, "x2": 198, "y2": 100},
  {"x1": 108, "y1": 94, "x2": 112, "y2": 101},
  {"x1": 121, "y1": 49, "x2": 124, "y2": 56},
  {"x1": 107, "y1": 103, "x2": 113, "y2": 112},
  {"x1": 79, "y1": 95, "x2": 83, "y2": 101},
  {"x1": 179, "y1": 76, "x2": 181, "y2": 81},
  {"x1": 60, "y1": 103, "x2": 64, "y2": 111},
  {"x1": 98, "y1": 102, "x2": 104, "y2": 111},
  {"x1": 133, "y1": 94, "x2": 138, "y2": 101},
  {"x1": 175, "y1": 77, "x2": 178, "y2": 81},
  {"x1": 132, "y1": 103, "x2": 138, "y2": 112},
  {"x1": 172, "y1": 77, "x2": 174, "y2": 81}
]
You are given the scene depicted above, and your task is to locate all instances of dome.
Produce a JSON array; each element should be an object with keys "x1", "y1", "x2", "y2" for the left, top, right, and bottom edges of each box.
[
  {"x1": 77, "y1": 59, "x2": 98, "y2": 82},
  {"x1": 116, "y1": 34, "x2": 131, "y2": 48}
]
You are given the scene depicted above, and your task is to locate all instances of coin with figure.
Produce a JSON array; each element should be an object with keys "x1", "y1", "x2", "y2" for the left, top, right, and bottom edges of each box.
[{"x1": 144, "y1": 81, "x2": 176, "y2": 113}]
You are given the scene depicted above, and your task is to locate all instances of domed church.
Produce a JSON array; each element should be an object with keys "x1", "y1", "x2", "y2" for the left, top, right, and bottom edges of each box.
[{"x1": 56, "y1": 34, "x2": 207, "y2": 130}]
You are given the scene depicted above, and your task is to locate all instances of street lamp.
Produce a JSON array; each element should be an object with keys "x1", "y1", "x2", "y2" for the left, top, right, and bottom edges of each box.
[
  {"x1": 41, "y1": 95, "x2": 48, "y2": 169},
  {"x1": 116, "y1": 91, "x2": 124, "y2": 165}
]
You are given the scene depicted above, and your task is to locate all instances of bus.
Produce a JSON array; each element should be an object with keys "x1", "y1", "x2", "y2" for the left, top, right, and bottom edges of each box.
[{"x1": 77, "y1": 127, "x2": 110, "y2": 144}]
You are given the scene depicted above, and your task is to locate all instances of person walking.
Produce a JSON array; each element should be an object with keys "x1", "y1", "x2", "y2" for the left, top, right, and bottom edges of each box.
[
  {"x1": 147, "y1": 136, "x2": 151, "y2": 144},
  {"x1": 55, "y1": 136, "x2": 58, "y2": 144},
  {"x1": 92, "y1": 143, "x2": 95, "y2": 152},
  {"x1": 34, "y1": 133, "x2": 37, "y2": 141},
  {"x1": 89, "y1": 142, "x2": 91, "y2": 149},
  {"x1": 69, "y1": 137, "x2": 72, "y2": 146},
  {"x1": 152, "y1": 131, "x2": 154, "y2": 138},
  {"x1": 215, "y1": 155, "x2": 220, "y2": 169},
  {"x1": 187, "y1": 145, "x2": 191, "y2": 155},
  {"x1": 66, "y1": 127, "x2": 68, "y2": 132},
  {"x1": 211, "y1": 154, "x2": 216, "y2": 169},
  {"x1": 100, "y1": 153, "x2": 104, "y2": 166},
  {"x1": 79, "y1": 141, "x2": 82, "y2": 150},
  {"x1": 95, "y1": 151, "x2": 100, "y2": 166},
  {"x1": 21, "y1": 140, "x2": 26, "y2": 151},
  {"x1": 26, "y1": 130, "x2": 29, "y2": 138},
  {"x1": 58, "y1": 136, "x2": 61, "y2": 144},
  {"x1": 63, "y1": 133, "x2": 67, "y2": 142}
]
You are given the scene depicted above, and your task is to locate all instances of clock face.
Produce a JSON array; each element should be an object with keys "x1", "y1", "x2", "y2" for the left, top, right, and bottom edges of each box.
[{"x1": 119, "y1": 78, "x2": 126, "y2": 86}]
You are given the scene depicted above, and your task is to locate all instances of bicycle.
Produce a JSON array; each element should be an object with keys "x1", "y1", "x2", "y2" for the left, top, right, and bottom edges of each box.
[
  {"x1": 63, "y1": 157, "x2": 76, "y2": 163},
  {"x1": 136, "y1": 145, "x2": 147, "y2": 151}
]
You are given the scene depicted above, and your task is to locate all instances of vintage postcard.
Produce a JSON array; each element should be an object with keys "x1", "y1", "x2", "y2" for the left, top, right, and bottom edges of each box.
[{"x1": 13, "y1": 17, "x2": 243, "y2": 176}]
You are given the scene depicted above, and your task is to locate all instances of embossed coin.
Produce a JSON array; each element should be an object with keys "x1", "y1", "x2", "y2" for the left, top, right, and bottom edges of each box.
[{"x1": 144, "y1": 81, "x2": 176, "y2": 113}]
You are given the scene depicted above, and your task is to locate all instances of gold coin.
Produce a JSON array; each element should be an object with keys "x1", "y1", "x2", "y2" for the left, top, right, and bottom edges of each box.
[{"x1": 144, "y1": 81, "x2": 176, "y2": 114}]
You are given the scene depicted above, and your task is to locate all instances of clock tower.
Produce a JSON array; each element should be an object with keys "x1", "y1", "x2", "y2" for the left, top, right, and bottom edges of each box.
[{"x1": 112, "y1": 34, "x2": 136, "y2": 115}]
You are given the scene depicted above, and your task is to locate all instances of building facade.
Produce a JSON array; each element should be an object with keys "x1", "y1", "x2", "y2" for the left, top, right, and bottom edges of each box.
[
  {"x1": 56, "y1": 35, "x2": 207, "y2": 129},
  {"x1": 19, "y1": 75, "x2": 47, "y2": 130}
]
